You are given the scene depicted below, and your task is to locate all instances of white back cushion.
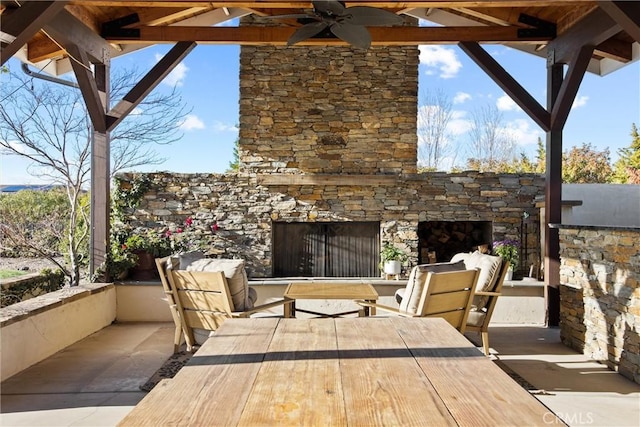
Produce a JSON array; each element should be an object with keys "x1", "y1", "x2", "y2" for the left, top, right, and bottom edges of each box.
[
  {"x1": 399, "y1": 261, "x2": 465, "y2": 314},
  {"x1": 183, "y1": 258, "x2": 252, "y2": 311},
  {"x1": 451, "y1": 251, "x2": 502, "y2": 292}
]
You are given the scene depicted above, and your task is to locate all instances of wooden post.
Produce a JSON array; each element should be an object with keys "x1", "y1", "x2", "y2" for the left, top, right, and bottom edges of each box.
[
  {"x1": 90, "y1": 63, "x2": 110, "y2": 277},
  {"x1": 544, "y1": 57, "x2": 563, "y2": 327}
]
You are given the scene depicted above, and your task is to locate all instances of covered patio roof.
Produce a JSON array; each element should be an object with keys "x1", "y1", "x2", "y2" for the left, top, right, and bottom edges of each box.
[{"x1": 2, "y1": 1, "x2": 639, "y2": 325}]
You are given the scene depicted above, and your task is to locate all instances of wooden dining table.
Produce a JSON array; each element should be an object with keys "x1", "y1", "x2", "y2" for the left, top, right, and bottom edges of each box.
[{"x1": 119, "y1": 317, "x2": 561, "y2": 426}]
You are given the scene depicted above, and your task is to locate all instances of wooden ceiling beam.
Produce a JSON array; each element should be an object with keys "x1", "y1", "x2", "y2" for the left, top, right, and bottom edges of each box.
[
  {"x1": 1, "y1": 1, "x2": 68, "y2": 65},
  {"x1": 550, "y1": 45, "x2": 593, "y2": 130},
  {"x1": 105, "y1": 25, "x2": 553, "y2": 45},
  {"x1": 546, "y1": 7, "x2": 621, "y2": 64},
  {"x1": 595, "y1": 37, "x2": 632, "y2": 62},
  {"x1": 459, "y1": 41, "x2": 550, "y2": 132},
  {"x1": 74, "y1": 1, "x2": 591, "y2": 8},
  {"x1": 598, "y1": 1, "x2": 640, "y2": 43},
  {"x1": 43, "y1": 9, "x2": 111, "y2": 64},
  {"x1": 67, "y1": 44, "x2": 107, "y2": 132}
]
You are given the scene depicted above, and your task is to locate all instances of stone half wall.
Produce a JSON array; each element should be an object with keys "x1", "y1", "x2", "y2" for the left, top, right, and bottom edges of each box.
[
  {"x1": 119, "y1": 172, "x2": 544, "y2": 278},
  {"x1": 239, "y1": 44, "x2": 419, "y2": 175},
  {"x1": 558, "y1": 225, "x2": 640, "y2": 384}
]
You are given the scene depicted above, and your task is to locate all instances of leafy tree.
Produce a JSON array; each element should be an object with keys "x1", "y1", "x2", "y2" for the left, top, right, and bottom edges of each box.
[
  {"x1": 612, "y1": 123, "x2": 640, "y2": 184},
  {"x1": 562, "y1": 143, "x2": 613, "y2": 183},
  {"x1": 0, "y1": 190, "x2": 69, "y2": 263},
  {"x1": 227, "y1": 130, "x2": 240, "y2": 172},
  {"x1": 417, "y1": 90, "x2": 455, "y2": 170},
  {"x1": 466, "y1": 104, "x2": 515, "y2": 171},
  {"x1": 0, "y1": 68, "x2": 188, "y2": 285},
  {"x1": 534, "y1": 137, "x2": 546, "y2": 173}
]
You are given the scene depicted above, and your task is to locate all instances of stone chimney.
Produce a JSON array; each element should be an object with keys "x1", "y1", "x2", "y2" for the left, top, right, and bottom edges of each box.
[{"x1": 239, "y1": 42, "x2": 419, "y2": 175}]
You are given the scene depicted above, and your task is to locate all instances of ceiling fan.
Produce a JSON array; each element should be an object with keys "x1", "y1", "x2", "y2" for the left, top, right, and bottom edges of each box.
[{"x1": 269, "y1": 1, "x2": 404, "y2": 49}]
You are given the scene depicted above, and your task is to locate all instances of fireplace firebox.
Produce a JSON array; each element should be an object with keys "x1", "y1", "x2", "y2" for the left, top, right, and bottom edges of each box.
[
  {"x1": 272, "y1": 222, "x2": 380, "y2": 277},
  {"x1": 418, "y1": 221, "x2": 492, "y2": 264}
]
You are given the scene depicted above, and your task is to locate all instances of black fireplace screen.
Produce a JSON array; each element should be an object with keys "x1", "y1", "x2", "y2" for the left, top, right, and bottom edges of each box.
[{"x1": 272, "y1": 222, "x2": 380, "y2": 277}]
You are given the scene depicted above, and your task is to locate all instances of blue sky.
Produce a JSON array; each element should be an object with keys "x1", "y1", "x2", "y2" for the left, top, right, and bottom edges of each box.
[{"x1": 1, "y1": 40, "x2": 638, "y2": 184}]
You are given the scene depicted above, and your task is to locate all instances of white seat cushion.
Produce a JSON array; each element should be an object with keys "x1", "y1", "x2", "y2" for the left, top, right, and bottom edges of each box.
[{"x1": 183, "y1": 258, "x2": 253, "y2": 311}]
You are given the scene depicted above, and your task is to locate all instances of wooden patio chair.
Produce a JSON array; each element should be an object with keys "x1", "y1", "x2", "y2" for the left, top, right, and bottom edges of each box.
[
  {"x1": 156, "y1": 257, "x2": 293, "y2": 352},
  {"x1": 358, "y1": 268, "x2": 479, "y2": 333},
  {"x1": 464, "y1": 260, "x2": 509, "y2": 355},
  {"x1": 392, "y1": 254, "x2": 509, "y2": 355}
]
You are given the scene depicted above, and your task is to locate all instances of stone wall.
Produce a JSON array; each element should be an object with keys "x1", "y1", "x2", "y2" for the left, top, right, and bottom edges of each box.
[
  {"x1": 558, "y1": 225, "x2": 640, "y2": 384},
  {"x1": 119, "y1": 171, "x2": 544, "y2": 278},
  {"x1": 239, "y1": 43, "x2": 419, "y2": 174}
]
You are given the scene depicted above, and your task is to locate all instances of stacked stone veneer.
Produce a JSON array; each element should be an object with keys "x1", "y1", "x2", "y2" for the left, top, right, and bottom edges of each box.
[
  {"x1": 559, "y1": 226, "x2": 640, "y2": 384},
  {"x1": 120, "y1": 171, "x2": 543, "y2": 278},
  {"x1": 239, "y1": 44, "x2": 419, "y2": 174}
]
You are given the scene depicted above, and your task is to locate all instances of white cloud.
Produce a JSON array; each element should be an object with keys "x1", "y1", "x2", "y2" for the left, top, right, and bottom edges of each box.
[
  {"x1": 155, "y1": 53, "x2": 188, "y2": 87},
  {"x1": 572, "y1": 95, "x2": 588, "y2": 109},
  {"x1": 212, "y1": 121, "x2": 238, "y2": 132},
  {"x1": 496, "y1": 94, "x2": 521, "y2": 112},
  {"x1": 418, "y1": 45, "x2": 462, "y2": 79},
  {"x1": 503, "y1": 119, "x2": 542, "y2": 147},
  {"x1": 179, "y1": 114, "x2": 205, "y2": 131},
  {"x1": 453, "y1": 92, "x2": 471, "y2": 104},
  {"x1": 448, "y1": 110, "x2": 473, "y2": 135}
]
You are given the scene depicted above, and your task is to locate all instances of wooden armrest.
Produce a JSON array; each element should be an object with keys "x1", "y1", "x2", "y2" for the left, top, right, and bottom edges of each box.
[
  {"x1": 354, "y1": 300, "x2": 416, "y2": 318},
  {"x1": 474, "y1": 291, "x2": 501, "y2": 297},
  {"x1": 232, "y1": 298, "x2": 294, "y2": 317}
]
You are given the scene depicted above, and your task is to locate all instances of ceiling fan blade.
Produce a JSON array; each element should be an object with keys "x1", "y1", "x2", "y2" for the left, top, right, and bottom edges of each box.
[
  {"x1": 330, "y1": 23, "x2": 371, "y2": 49},
  {"x1": 287, "y1": 21, "x2": 329, "y2": 45},
  {"x1": 342, "y1": 7, "x2": 404, "y2": 26},
  {"x1": 313, "y1": 0, "x2": 346, "y2": 17}
]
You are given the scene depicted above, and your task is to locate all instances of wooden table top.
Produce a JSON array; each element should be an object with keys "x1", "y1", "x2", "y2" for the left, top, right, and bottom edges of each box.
[
  {"x1": 119, "y1": 317, "x2": 561, "y2": 427},
  {"x1": 284, "y1": 281, "x2": 378, "y2": 300}
]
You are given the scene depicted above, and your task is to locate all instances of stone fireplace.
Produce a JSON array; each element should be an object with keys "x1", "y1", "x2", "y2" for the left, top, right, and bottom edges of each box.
[{"x1": 121, "y1": 38, "x2": 545, "y2": 278}]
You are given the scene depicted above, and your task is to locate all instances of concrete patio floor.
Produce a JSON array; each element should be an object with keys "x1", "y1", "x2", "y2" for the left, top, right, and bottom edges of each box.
[{"x1": 1, "y1": 322, "x2": 638, "y2": 427}]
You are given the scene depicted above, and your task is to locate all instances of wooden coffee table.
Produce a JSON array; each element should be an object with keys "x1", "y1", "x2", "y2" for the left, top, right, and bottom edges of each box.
[{"x1": 283, "y1": 281, "x2": 378, "y2": 317}]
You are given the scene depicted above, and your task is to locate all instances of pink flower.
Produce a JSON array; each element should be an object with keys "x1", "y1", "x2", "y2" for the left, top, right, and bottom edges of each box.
[
  {"x1": 185, "y1": 217, "x2": 193, "y2": 227},
  {"x1": 211, "y1": 222, "x2": 219, "y2": 232},
  {"x1": 165, "y1": 230, "x2": 172, "y2": 237},
  {"x1": 177, "y1": 228, "x2": 183, "y2": 233}
]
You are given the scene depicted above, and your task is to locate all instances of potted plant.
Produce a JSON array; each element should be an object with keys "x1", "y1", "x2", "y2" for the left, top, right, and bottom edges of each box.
[
  {"x1": 123, "y1": 230, "x2": 173, "y2": 280},
  {"x1": 492, "y1": 239, "x2": 520, "y2": 280},
  {"x1": 380, "y1": 242, "x2": 408, "y2": 277}
]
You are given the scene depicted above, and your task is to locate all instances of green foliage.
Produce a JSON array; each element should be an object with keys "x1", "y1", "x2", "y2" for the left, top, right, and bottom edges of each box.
[
  {"x1": 562, "y1": 143, "x2": 613, "y2": 183},
  {"x1": 0, "y1": 270, "x2": 27, "y2": 279},
  {"x1": 122, "y1": 230, "x2": 173, "y2": 258},
  {"x1": 0, "y1": 268, "x2": 66, "y2": 307},
  {"x1": 612, "y1": 123, "x2": 640, "y2": 184},
  {"x1": 227, "y1": 132, "x2": 240, "y2": 172},
  {"x1": 492, "y1": 239, "x2": 519, "y2": 269},
  {"x1": 380, "y1": 243, "x2": 408, "y2": 262},
  {"x1": 535, "y1": 137, "x2": 546, "y2": 173},
  {"x1": 0, "y1": 189, "x2": 69, "y2": 257},
  {"x1": 112, "y1": 175, "x2": 152, "y2": 221}
]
